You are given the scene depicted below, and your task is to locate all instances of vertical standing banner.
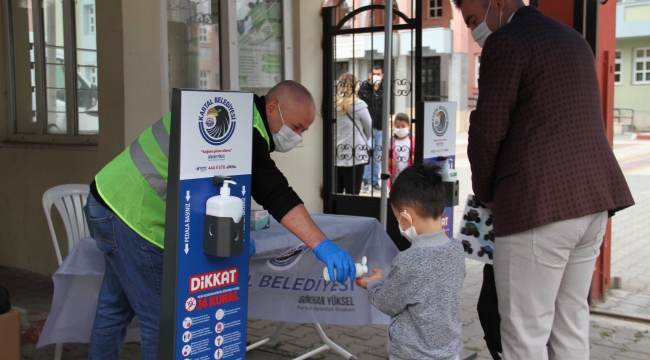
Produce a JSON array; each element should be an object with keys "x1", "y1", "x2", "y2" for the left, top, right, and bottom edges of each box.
[
  {"x1": 159, "y1": 89, "x2": 254, "y2": 360},
  {"x1": 421, "y1": 102, "x2": 457, "y2": 237}
]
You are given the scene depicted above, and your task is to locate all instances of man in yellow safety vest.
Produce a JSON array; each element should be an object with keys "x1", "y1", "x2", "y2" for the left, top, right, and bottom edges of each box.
[{"x1": 84, "y1": 80, "x2": 356, "y2": 359}]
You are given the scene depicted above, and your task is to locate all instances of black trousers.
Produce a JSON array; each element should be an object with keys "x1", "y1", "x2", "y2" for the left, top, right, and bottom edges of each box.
[
  {"x1": 336, "y1": 164, "x2": 365, "y2": 195},
  {"x1": 478, "y1": 264, "x2": 503, "y2": 360}
]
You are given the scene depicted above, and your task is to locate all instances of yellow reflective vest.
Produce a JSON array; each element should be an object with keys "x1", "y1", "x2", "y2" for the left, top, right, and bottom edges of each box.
[{"x1": 95, "y1": 105, "x2": 269, "y2": 248}]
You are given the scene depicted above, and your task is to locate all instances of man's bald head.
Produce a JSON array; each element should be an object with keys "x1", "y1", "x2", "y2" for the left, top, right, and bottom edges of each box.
[
  {"x1": 267, "y1": 80, "x2": 314, "y2": 106},
  {"x1": 265, "y1": 80, "x2": 317, "y2": 137}
]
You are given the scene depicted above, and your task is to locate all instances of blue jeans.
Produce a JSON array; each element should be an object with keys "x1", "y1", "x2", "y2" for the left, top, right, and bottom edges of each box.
[
  {"x1": 85, "y1": 193, "x2": 163, "y2": 360},
  {"x1": 363, "y1": 129, "x2": 382, "y2": 186}
]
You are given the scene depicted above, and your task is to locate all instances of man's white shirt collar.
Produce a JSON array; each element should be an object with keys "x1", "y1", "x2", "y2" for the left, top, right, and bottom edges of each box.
[{"x1": 507, "y1": 9, "x2": 519, "y2": 23}]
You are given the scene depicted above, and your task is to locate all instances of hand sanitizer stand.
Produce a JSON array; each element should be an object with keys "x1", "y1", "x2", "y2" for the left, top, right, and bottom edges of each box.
[
  {"x1": 421, "y1": 102, "x2": 459, "y2": 236},
  {"x1": 159, "y1": 89, "x2": 254, "y2": 359},
  {"x1": 421, "y1": 102, "x2": 478, "y2": 360}
]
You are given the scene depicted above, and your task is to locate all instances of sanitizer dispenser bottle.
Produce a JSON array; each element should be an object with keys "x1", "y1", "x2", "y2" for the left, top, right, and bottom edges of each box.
[
  {"x1": 441, "y1": 157, "x2": 457, "y2": 183},
  {"x1": 439, "y1": 157, "x2": 459, "y2": 207},
  {"x1": 203, "y1": 176, "x2": 244, "y2": 257}
]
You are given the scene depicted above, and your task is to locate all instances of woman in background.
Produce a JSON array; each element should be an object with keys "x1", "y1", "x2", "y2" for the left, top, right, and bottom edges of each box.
[{"x1": 335, "y1": 72, "x2": 373, "y2": 195}]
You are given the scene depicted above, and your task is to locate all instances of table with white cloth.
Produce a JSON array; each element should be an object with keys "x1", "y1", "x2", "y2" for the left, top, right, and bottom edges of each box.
[
  {"x1": 38, "y1": 214, "x2": 398, "y2": 350},
  {"x1": 248, "y1": 214, "x2": 398, "y2": 326}
]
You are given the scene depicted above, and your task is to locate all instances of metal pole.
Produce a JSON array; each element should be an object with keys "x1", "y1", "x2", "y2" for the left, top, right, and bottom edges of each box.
[
  {"x1": 63, "y1": 0, "x2": 78, "y2": 134},
  {"x1": 322, "y1": 7, "x2": 334, "y2": 213},
  {"x1": 220, "y1": 0, "x2": 240, "y2": 90},
  {"x1": 379, "y1": 1, "x2": 392, "y2": 229}
]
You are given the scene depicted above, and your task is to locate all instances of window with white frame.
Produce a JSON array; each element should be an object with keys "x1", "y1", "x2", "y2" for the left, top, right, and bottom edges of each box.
[
  {"x1": 199, "y1": 70, "x2": 209, "y2": 89},
  {"x1": 615, "y1": 49, "x2": 622, "y2": 85},
  {"x1": 633, "y1": 47, "x2": 650, "y2": 84},
  {"x1": 5, "y1": 0, "x2": 99, "y2": 142},
  {"x1": 199, "y1": 24, "x2": 209, "y2": 42},
  {"x1": 84, "y1": 4, "x2": 95, "y2": 34},
  {"x1": 429, "y1": 0, "x2": 443, "y2": 18},
  {"x1": 90, "y1": 68, "x2": 98, "y2": 86},
  {"x1": 338, "y1": 0, "x2": 352, "y2": 28},
  {"x1": 475, "y1": 53, "x2": 481, "y2": 88}
]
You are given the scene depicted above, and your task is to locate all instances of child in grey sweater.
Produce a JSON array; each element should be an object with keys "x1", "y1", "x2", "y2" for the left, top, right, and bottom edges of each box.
[{"x1": 356, "y1": 164, "x2": 466, "y2": 360}]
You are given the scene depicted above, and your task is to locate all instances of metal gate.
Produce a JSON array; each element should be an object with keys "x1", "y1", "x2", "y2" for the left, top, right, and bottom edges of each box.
[{"x1": 322, "y1": 1, "x2": 422, "y2": 250}]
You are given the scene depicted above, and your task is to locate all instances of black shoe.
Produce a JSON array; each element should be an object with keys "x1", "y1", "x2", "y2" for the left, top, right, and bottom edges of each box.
[{"x1": 373, "y1": 183, "x2": 382, "y2": 191}]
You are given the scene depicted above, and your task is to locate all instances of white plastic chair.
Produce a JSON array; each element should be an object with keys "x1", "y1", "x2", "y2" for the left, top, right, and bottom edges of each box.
[
  {"x1": 42, "y1": 184, "x2": 90, "y2": 360},
  {"x1": 42, "y1": 184, "x2": 90, "y2": 266}
]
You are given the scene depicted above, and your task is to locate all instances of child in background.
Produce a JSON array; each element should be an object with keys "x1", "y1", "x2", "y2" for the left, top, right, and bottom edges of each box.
[
  {"x1": 388, "y1": 113, "x2": 415, "y2": 189},
  {"x1": 356, "y1": 164, "x2": 465, "y2": 360}
]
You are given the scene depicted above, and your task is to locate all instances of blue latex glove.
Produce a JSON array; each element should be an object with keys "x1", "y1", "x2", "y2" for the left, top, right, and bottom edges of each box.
[
  {"x1": 313, "y1": 239, "x2": 355, "y2": 284},
  {"x1": 249, "y1": 239, "x2": 256, "y2": 259}
]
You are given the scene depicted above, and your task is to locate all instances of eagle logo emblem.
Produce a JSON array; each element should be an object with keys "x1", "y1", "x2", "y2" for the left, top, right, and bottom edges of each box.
[
  {"x1": 199, "y1": 105, "x2": 236, "y2": 145},
  {"x1": 432, "y1": 106, "x2": 449, "y2": 137}
]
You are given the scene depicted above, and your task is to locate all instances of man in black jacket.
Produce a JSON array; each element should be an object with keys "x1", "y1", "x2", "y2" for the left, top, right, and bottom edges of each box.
[
  {"x1": 85, "y1": 81, "x2": 356, "y2": 359},
  {"x1": 359, "y1": 66, "x2": 384, "y2": 192},
  {"x1": 251, "y1": 82, "x2": 356, "y2": 285}
]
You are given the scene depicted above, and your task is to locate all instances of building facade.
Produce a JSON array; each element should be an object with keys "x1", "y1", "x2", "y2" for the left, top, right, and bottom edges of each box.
[
  {"x1": 0, "y1": 0, "x2": 320, "y2": 275},
  {"x1": 0, "y1": 0, "x2": 616, "y2": 278},
  {"x1": 0, "y1": 0, "x2": 476, "y2": 275},
  {"x1": 615, "y1": 0, "x2": 650, "y2": 132}
]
